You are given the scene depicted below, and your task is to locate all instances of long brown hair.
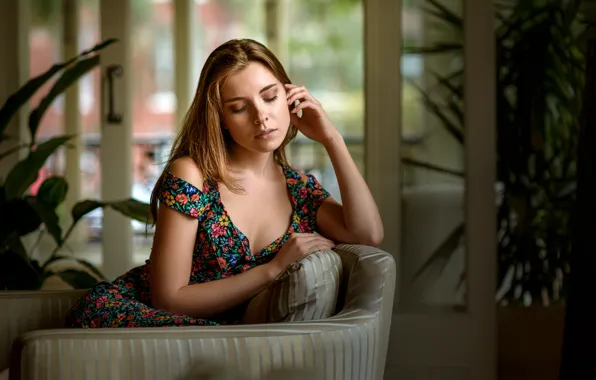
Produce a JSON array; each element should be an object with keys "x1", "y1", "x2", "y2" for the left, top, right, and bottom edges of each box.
[{"x1": 149, "y1": 39, "x2": 297, "y2": 223}]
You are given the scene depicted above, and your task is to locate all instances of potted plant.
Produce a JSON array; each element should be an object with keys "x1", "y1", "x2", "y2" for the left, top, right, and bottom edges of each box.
[
  {"x1": 403, "y1": 0, "x2": 592, "y2": 378},
  {"x1": 0, "y1": 39, "x2": 153, "y2": 291}
]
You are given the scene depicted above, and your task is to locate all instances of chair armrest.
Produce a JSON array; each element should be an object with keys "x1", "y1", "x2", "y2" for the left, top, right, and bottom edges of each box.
[
  {"x1": 9, "y1": 245, "x2": 396, "y2": 380},
  {"x1": 11, "y1": 318, "x2": 373, "y2": 380},
  {"x1": 0, "y1": 290, "x2": 86, "y2": 371}
]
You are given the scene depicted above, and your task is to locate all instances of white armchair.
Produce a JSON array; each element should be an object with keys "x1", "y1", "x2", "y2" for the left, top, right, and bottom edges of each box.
[{"x1": 1, "y1": 244, "x2": 396, "y2": 380}]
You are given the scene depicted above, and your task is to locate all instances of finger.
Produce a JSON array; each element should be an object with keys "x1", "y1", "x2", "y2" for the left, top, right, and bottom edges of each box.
[
  {"x1": 286, "y1": 86, "x2": 307, "y2": 100},
  {"x1": 285, "y1": 84, "x2": 304, "y2": 95},
  {"x1": 285, "y1": 85, "x2": 312, "y2": 99},
  {"x1": 291, "y1": 100, "x2": 318, "y2": 114},
  {"x1": 305, "y1": 235, "x2": 336, "y2": 248},
  {"x1": 287, "y1": 90, "x2": 310, "y2": 106},
  {"x1": 304, "y1": 241, "x2": 336, "y2": 255},
  {"x1": 286, "y1": 87, "x2": 320, "y2": 105},
  {"x1": 294, "y1": 233, "x2": 335, "y2": 247}
]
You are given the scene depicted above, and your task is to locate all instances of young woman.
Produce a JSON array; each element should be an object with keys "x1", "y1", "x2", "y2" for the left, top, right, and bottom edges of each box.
[{"x1": 65, "y1": 39, "x2": 383, "y2": 328}]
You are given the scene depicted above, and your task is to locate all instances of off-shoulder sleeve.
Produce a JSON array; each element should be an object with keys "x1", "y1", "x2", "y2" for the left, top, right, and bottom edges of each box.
[
  {"x1": 158, "y1": 170, "x2": 210, "y2": 221},
  {"x1": 297, "y1": 173, "x2": 331, "y2": 231},
  {"x1": 304, "y1": 173, "x2": 330, "y2": 209}
]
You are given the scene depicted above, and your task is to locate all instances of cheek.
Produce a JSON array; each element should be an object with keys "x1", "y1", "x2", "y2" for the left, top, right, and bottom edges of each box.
[
  {"x1": 274, "y1": 100, "x2": 291, "y2": 125},
  {"x1": 223, "y1": 114, "x2": 251, "y2": 134}
]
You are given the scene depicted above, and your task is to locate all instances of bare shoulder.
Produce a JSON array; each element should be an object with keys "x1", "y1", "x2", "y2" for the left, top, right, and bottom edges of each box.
[{"x1": 168, "y1": 156, "x2": 204, "y2": 189}]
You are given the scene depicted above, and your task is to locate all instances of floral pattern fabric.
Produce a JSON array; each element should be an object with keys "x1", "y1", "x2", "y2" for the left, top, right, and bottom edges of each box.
[{"x1": 64, "y1": 164, "x2": 330, "y2": 328}]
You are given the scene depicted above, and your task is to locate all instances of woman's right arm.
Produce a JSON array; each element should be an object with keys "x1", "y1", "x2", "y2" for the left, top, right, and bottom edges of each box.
[{"x1": 149, "y1": 158, "x2": 334, "y2": 319}]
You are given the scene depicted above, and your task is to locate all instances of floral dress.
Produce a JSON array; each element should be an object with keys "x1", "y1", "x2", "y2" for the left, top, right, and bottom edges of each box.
[{"x1": 64, "y1": 164, "x2": 330, "y2": 328}]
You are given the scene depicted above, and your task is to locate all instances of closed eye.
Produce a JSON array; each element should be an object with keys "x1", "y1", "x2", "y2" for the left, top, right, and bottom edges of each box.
[{"x1": 230, "y1": 95, "x2": 278, "y2": 114}]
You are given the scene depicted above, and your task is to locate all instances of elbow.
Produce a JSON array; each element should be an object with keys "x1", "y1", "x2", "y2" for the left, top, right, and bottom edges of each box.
[
  {"x1": 151, "y1": 292, "x2": 179, "y2": 314},
  {"x1": 351, "y1": 228, "x2": 384, "y2": 247},
  {"x1": 361, "y1": 232, "x2": 384, "y2": 247}
]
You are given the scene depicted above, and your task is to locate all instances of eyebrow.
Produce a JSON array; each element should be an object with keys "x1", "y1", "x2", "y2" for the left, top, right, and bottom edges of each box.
[{"x1": 223, "y1": 83, "x2": 278, "y2": 103}]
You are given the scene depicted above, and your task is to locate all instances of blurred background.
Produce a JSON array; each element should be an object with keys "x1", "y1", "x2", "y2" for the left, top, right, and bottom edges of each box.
[
  {"x1": 6, "y1": 0, "x2": 594, "y2": 377},
  {"x1": 28, "y1": 0, "x2": 434, "y2": 268}
]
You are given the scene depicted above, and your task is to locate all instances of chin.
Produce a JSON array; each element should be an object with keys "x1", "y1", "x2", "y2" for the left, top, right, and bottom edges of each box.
[
  {"x1": 252, "y1": 130, "x2": 286, "y2": 151},
  {"x1": 252, "y1": 140, "x2": 283, "y2": 153}
]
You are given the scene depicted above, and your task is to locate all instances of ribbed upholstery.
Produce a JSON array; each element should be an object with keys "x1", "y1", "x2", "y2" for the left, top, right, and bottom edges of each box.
[
  {"x1": 2, "y1": 244, "x2": 395, "y2": 380},
  {"x1": 0, "y1": 290, "x2": 87, "y2": 371},
  {"x1": 243, "y1": 249, "x2": 343, "y2": 323}
]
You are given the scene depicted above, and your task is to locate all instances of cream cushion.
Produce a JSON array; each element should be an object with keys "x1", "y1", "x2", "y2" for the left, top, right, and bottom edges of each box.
[{"x1": 241, "y1": 249, "x2": 343, "y2": 324}]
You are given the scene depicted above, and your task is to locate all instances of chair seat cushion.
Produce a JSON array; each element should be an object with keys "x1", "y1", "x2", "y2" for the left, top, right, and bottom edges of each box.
[{"x1": 241, "y1": 249, "x2": 343, "y2": 324}]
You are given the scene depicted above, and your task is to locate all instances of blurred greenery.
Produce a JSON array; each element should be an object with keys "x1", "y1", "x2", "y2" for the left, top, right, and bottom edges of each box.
[
  {"x1": 0, "y1": 39, "x2": 154, "y2": 290},
  {"x1": 405, "y1": 0, "x2": 593, "y2": 307}
]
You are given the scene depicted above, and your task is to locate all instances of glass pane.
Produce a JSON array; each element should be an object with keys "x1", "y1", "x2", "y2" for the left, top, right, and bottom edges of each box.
[
  {"x1": 73, "y1": 0, "x2": 363, "y2": 270},
  {"x1": 128, "y1": 0, "x2": 175, "y2": 265},
  {"x1": 400, "y1": 0, "x2": 466, "y2": 310},
  {"x1": 285, "y1": 0, "x2": 364, "y2": 201},
  {"x1": 25, "y1": 0, "x2": 68, "y2": 266},
  {"x1": 29, "y1": 0, "x2": 65, "y2": 188}
]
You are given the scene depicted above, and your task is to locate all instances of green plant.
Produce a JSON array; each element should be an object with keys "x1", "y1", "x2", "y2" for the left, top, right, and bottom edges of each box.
[
  {"x1": 404, "y1": 0, "x2": 592, "y2": 305},
  {"x1": 0, "y1": 39, "x2": 153, "y2": 290}
]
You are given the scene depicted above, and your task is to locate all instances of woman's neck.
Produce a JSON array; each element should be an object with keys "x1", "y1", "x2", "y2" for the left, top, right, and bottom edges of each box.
[{"x1": 227, "y1": 147, "x2": 279, "y2": 179}]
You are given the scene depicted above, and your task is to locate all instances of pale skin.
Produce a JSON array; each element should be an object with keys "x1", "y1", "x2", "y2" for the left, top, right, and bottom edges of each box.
[{"x1": 149, "y1": 62, "x2": 384, "y2": 319}]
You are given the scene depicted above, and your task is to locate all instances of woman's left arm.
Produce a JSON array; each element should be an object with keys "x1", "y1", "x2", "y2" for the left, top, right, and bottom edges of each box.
[
  {"x1": 316, "y1": 133, "x2": 384, "y2": 246},
  {"x1": 285, "y1": 84, "x2": 384, "y2": 246}
]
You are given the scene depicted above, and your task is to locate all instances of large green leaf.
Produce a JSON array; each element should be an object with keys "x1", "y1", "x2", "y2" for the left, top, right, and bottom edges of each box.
[
  {"x1": 0, "y1": 144, "x2": 27, "y2": 162},
  {"x1": 42, "y1": 255, "x2": 107, "y2": 281},
  {"x1": 0, "y1": 250, "x2": 42, "y2": 290},
  {"x1": 29, "y1": 56, "x2": 100, "y2": 141},
  {"x1": 57, "y1": 199, "x2": 105, "y2": 245},
  {"x1": 37, "y1": 176, "x2": 68, "y2": 207},
  {"x1": 4, "y1": 198, "x2": 42, "y2": 237},
  {"x1": 75, "y1": 258, "x2": 108, "y2": 281},
  {"x1": 27, "y1": 196, "x2": 62, "y2": 247},
  {"x1": 71, "y1": 199, "x2": 104, "y2": 225},
  {"x1": 3, "y1": 135, "x2": 73, "y2": 200},
  {"x1": 108, "y1": 198, "x2": 153, "y2": 224},
  {"x1": 5, "y1": 232, "x2": 28, "y2": 260},
  {"x1": 0, "y1": 38, "x2": 117, "y2": 140},
  {"x1": 55, "y1": 269, "x2": 100, "y2": 289}
]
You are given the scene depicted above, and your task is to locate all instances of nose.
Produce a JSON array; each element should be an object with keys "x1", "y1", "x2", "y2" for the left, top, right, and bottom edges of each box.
[{"x1": 253, "y1": 103, "x2": 268, "y2": 125}]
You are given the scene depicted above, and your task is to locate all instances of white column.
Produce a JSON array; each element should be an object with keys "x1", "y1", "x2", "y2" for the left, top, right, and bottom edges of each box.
[
  {"x1": 174, "y1": 0, "x2": 195, "y2": 131},
  {"x1": 62, "y1": 0, "x2": 85, "y2": 250},
  {"x1": 100, "y1": 0, "x2": 133, "y2": 279},
  {"x1": 364, "y1": 2, "x2": 401, "y2": 378},
  {"x1": 265, "y1": 0, "x2": 289, "y2": 64},
  {"x1": 364, "y1": 0, "x2": 401, "y2": 265},
  {"x1": 464, "y1": 0, "x2": 497, "y2": 375},
  {"x1": 0, "y1": 0, "x2": 30, "y2": 177}
]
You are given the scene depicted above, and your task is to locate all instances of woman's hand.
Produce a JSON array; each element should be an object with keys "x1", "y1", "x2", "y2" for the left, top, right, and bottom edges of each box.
[
  {"x1": 265, "y1": 233, "x2": 336, "y2": 279},
  {"x1": 285, "y1": 84, "x2": 341, "y2": 147}
]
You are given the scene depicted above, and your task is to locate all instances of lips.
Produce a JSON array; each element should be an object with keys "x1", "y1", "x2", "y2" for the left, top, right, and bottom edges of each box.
[{"x1": 255, "y1": 129, "x2": 277, "y2": 139}]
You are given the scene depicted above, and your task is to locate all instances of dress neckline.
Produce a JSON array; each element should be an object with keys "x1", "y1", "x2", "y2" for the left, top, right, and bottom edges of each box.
[{"x1": 213, "y1": 164, "x2": 298, "y2": 256}]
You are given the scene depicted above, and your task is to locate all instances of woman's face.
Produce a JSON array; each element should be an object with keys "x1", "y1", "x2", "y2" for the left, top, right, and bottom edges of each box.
[{"x1": 220, "y1": 62, "x2": 291, "y2": 154}]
